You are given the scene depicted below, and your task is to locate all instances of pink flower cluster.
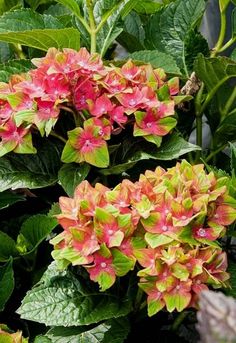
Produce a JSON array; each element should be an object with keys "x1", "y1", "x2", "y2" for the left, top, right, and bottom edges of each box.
[
  {"x1": 0, "y1": 48, "x2": 178, "y2": 166},
  {"x1": 51, "y1": 160, "x2": 236, "y2": 314}
]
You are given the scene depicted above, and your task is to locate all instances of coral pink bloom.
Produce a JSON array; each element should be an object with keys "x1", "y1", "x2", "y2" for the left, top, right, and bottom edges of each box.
[
  {"x1": 117, "y1": 87, "x2": 146, "y2": 111},
  {"x1": 86, "y1": 250, "x2": 116, "y2": 291},
  {"x1": 208, "y1": 205, "x2": 236, "y2": 226},
  {"x1": 168, "y1": 77, "x2": 179, "y2": 95},
  {"x1": 36, "y1": 98, "x2": 59, "y2": 120},
  {"x1": 109, "y1": 106, "x2": 127, "y2": 125},
  {"x1": 192, "y1": 227, "x2": 220, "y2": 241},
  {"x1": 73, "y1": 78, "x2": 97, "y2": 111},
  {"x1": 76, "y1": 48, "x2": 103, "y2": 73},
  {"x1": 0, "y1": 119, "x2": 28, "y2": 144},
  {"x1": 134, "y1": 108, "x2": 176, "y2": 137},
  {"x1": 163, "y1": 280, "x2": 192, "y2": 312},
  {"x1": 72, "y1": 225, "x2": 100, "y2": 257},
  {"x1": 43, "y1": 73, "x2": 70, "y2": 99},
  {"x1": 102, "y1": 69, "x2": 127, "y2": 94},
  {"x1": 121, "y1": 60, "x2": 141, "y2": 82},
  {"x1": 0, "y1": 101, "x2": 12, "y2": 123},
  {"x1": 135, "y1": 248, "x2": 161, "y2": 276},
  {"x1": 89, "y1": 94, "x2": 114, "y2": 117}
]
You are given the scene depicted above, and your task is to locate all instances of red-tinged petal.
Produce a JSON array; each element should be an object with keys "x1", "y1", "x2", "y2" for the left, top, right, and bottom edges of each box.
[
  {"x1": 89, "y1": 94, "x2": 114, "y2": 117},
  {"x1": 86, "y1": 251, "x2": 116, "y2": 291},
  {"x1": 209, "y1": 205, "x2": 236, "y2": 226},
  {"x1": 168, "y1": 77, "x2": 179, "y2": 95}
]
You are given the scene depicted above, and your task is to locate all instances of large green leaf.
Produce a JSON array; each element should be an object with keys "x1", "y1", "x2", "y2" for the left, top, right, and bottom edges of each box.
[
  {"x1": 194, "y1": 54, "x2": 236, "y2": 92},
  {"x1": 44, "y1": 318, "x2": 130, "y2": 343},
  {"x1": 0, "y1": 9, "x2": 80, "y2": 51},
  {"x1": 0, "y1": 0, "x2": 23, "y2": 15},
  {"x1": 17, "y1": 214, "x2": 58, "y2": 254},
  {"x1": 100, "y1": 133, "x2": 201, "y2": 175},
  {"x1": 58, "y1": 163, "x2": 90, "y2": 197},
  {"x1": 145, "y1": 0, "x2": 206, "y2": 75},
  {"x1": 54, "y1": 0, "x2": 81, "y2": 18},
  {"x1": 214, "y1": 111, "x2": 236, "y2": 146},
  {"x1": 0, "y1": 258, "x2": 14, "y2": 311},
  {"x1": 0, "y1": 139, "x2": 62, "y2": 192},
  {"x1": 134, "y1": 0, "x2": 162, "y2": 14},
  {"x1": 0, "y1": 232, "x2": 19, "y2": 262},
  {"x1": 17, "y1": 266, "x2": 132, "y2": 326},
  {"x1": 25, "y1": 0, "x2": 54, "y2": 10},
  {"x1": 93, "y1": 0, "x2": 139, "y2": 56},
  {"x1": 0, "y1": 190, "x2": 25, "y2": 210},
  {"x1": 129, "y1": 50, "x2": 181, "y2": 75},
  {"x1": 0, "y1": 59, "x2": 32, "y2": 83}
]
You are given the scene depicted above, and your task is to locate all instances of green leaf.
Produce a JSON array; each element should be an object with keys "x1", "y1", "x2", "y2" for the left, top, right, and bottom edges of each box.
[
  {"x1": 230, "y1": 143, "x2": 236, "y2": 177},
  {"x1": 145, "y1": 0, "x2": 206, "y2": 74},
  {"x1": 45, "y1": 317, "x2": 130, "y2": 343},
  {"x1": 54, "y1": 0, "x2": 81, "y2": 18},
  {"x1": 0, "y1": 232, "x2": 19, "y2": 262},
  {"x1": 225, "y1": 260, "x2": 236, "y2": 297},
  {"x1": 0, "y1": 0, "x2": 23, "y2": 15},
  {"x1": 214, "y1": 112, "x2": 236, "y2": 145},
  {"x1": 129, "y1": 50, "x2": 181, "y2": 75},
  {"x1": 0, "y1": 258, "x2": 14, "y2": 311},
  {"x1": 0, "y1": 139, "x2": 62, "y2": 192},
  {"x1": 25, "y1": 0, "x2": 54, "y2": 10},
  {"x1": 99, "y1": 133, "x2": 201, "y2": 175},
  {"x1": 112, "y1": 249, "x2": 135, "y2": 276},
  {"x1": 0, "y1": 9, "x2": 80, "y2": 51},
  {"x1": 17, "y1": 266, "x2": 132, "y2": 326},
  {"x1": 134, "y1": 0, "x2": 162, "y2": 14},
  {"x1": 93, "y1": 0, "x2": 139, "y2": 56},
  {"x1": 18, "y1": 214, "x2": 58, "y2": 254},
  {"x1": 34, "y1": 337, "x2": 51, "y2": 343},
  {"x1": 194, "y1": 54, "x2": 236, "y2": 92},
  {"x1": 117, "y1": 11, "x2": 145, "y2": 52},
  {"x1": 0, "y1": 59, "x2": 32, "y2": 83},
  {"x1": 0, "y1": 190, "x2": 25, "y2": 210},
  {"x1": 58, "y1": 163, "x2": 90, "y2": 197}
]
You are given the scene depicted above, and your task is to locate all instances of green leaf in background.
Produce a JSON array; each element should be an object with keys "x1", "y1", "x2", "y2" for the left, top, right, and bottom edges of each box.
[
  {"x1": 0, "y1": 9, "x2": 80, "y2": 51},
  {"x1": 129, "y1": 50, "x2": 181, "y2": 75},
  {"x1": 225, "y1": 260, "x2": 236, "y2": 297},
  {"x1": 25, "y1": 0, "x2": 54, "y2": 10},
  {"x1": 34, "y1": 337, "x2": 51, "y2": 343},
  {"x1": 17, "y1": 266, "x2": 132, "y2": 326},
  {"x1": 58, "y1": 163, "x2": 90, "y2": 197},
  {"x1": 100, "y1": 133, "x2": 201, "y2": 175},
  {"x1": 194, "y1": 54, "x2": 236, "y2": 92},
  {"x1": 92, "y1": 0, "x2": 139, "y2": 56},
  {"x1": 54, "y1": 0, "x2": 81, "y2": 18},
  {"x1": 0, "y1": 258, "x2": 14, "y2": 311},
  {"x1": 134, "y1": 0, "x2": 162, "y2": 14},
  {"x1": 0, "y1": 190, "x2": 25, "y2": 210},
  {"x1": 230, "y1": 142, "x2": 236, "y2": 177},
  {"x1": 44, "y1": 317, "x2": 130, "y2": 343},
  {"x1": 0, "y1": 232, "x2": 19, "y2": 262},
  {"x1": 0, "y1": 139, "x2": 62, "y2": 192},
  {"x1": 17, "y1": 214, "x2": 58, "y2": 254},
  {"x1": 0, "y1": 59, "x2": 32, "y2": 83},
  {"x1": 117, "y1": 11, "x2": 145, "y2": 52},
  {"x1": 145, "y1": 0, "x2": 206, "y2": 75},
  {"x1": 214, "y1": 111, "x2": 236, "y2": 146},
  {"x1": 0, "y1": 0, "x2": 23, "y2": 15}
]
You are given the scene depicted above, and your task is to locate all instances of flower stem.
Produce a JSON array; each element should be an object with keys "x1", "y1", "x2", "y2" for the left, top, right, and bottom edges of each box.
[
  {"x1": 86, "y1": 0, "x2": 97, "y2": 53},
  {"x1": 205, "y1": 143, "x2": 228, "y2": 163},
  {"x1": 194, "y1": 83, "x2": 205, "y2": 162},
  {"x1": 222, "y1": 86, "x2": 236, "y2": 116},
  {"x1": 134, "y1": 287, "x2": 144, "y2": 313},
  {"x1": 50, "y1": 131, "x2": 67, "y2": 144},
  {"x1": 211, "y1": 2, "x2": 228, "y2": 57},
  {"x1": 172, "y1": 311, "x2": 189, "y2": 331},
  {"x1": 13, "y1": 44, "x2": 26, "y2": 59}
]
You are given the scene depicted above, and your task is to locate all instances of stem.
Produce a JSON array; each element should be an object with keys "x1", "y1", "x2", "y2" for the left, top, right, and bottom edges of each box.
[
  {"x1": 134, "y1": 288, "x2": 144, "y2": 313},
  {"x1": 12, "y1": 44, "x2": 26, "y2": 59},
  {"x1": 222, "y1": 86, "x2": 236, "y2": 116},
  {"x1": 172, "y1": 311, "x2": 189, "y2": 331},
  {"x1": 211, "y1": 4, "x2": 227, "y2": 57},
  {"x1": 218, "y1": 36, "x2": 236, "y2": 53},
  {"x1": 50, "y1": 131, "x2": 67, "y2": 144},
  {"x1": 194, "y1": 83, "x2": 205, "y2": 162},
  {"x1": 205, "y1": 143, "x2": 228, "y2": 163},
  {"x1": 86, "y1": 0, "x2": 97, "y2": 53}
]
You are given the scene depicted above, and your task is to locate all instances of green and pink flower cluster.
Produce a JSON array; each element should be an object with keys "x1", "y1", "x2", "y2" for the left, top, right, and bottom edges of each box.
[
  {"x1": 51, "y1": 160, "x2": 236, "y2": 315},
  {"x1": 0, "y1": 48, "x2": 178, "y2": 167}
]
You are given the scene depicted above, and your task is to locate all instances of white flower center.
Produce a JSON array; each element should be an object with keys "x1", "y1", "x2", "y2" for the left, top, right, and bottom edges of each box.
[
  {"x1": 129, "y1": 99, "x2": 136, "y2": 106},
  {"x1": 162, "y1": 225, "x2": 168, "y2": 232},
  {"x1": 101, "y1": 262, "x2": 107, "y2": 268},
  {"x1": 198, "y1": 228, "x2": 206, "y2": 237}
]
